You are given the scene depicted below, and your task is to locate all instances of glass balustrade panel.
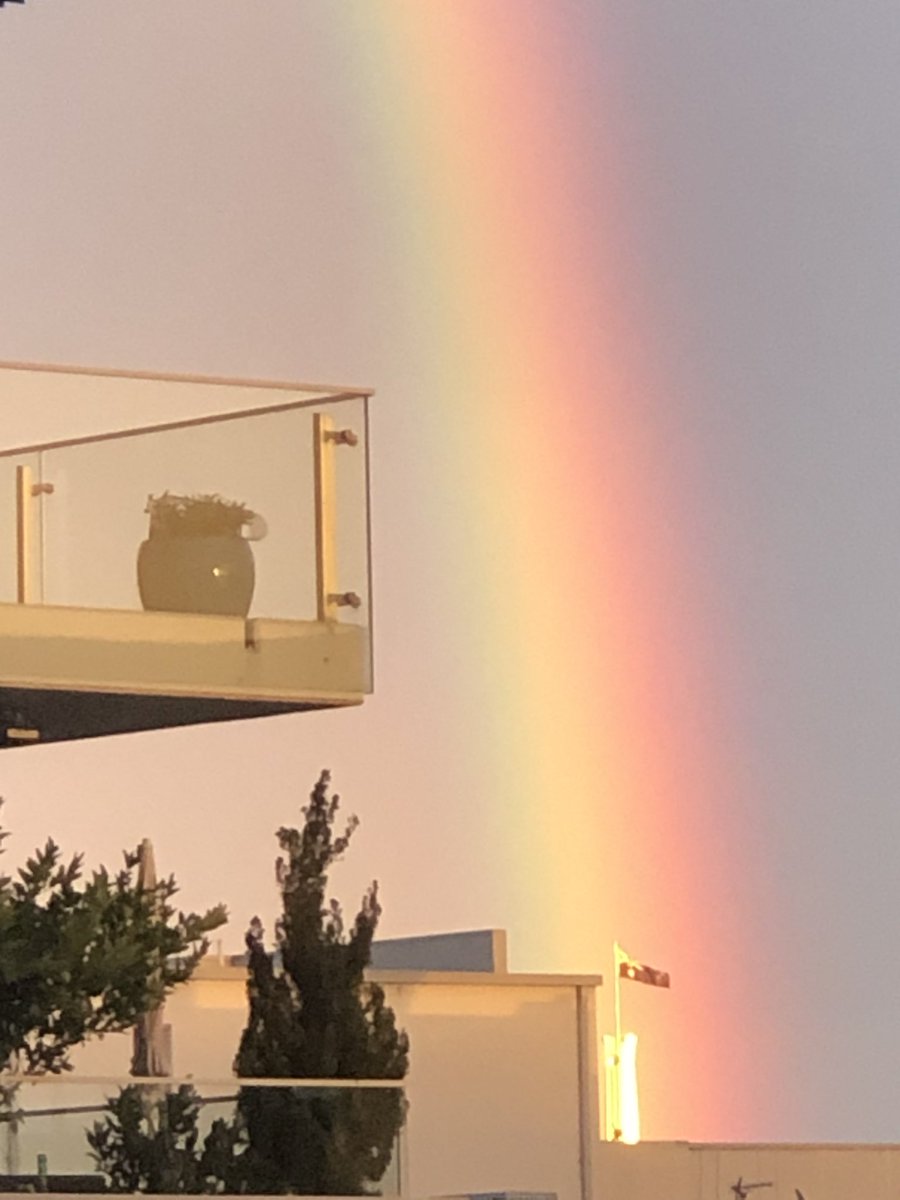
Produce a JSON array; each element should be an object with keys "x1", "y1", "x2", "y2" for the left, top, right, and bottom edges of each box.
[
  {"x1": 0, "y1": 453, "x2": 41, "y2": 605},
  {"x1": 322, "y1": 395, "x2": 371, "y2": 631},
  {"x1": 2, "y1": 1079, "x2": 402, "y2": 1195},
  {"x1": 26, "y1": 397, "x2": 371, "y2": 637}
]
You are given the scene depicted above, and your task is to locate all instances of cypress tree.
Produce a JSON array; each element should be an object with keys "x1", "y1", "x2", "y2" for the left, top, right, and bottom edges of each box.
[{"x1": 233, "y1": 769, "x2": 409, "y2": 1195}]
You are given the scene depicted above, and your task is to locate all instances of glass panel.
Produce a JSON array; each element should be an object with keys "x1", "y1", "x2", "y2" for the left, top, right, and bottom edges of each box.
[
  {"x1": 25, "y1": 395, "x2": 371, "y2": 629},
  {"x1": 1, "y1": 1079, "x2": 402, "y2": 1195},
  {"x1": 329, "y1": 397, "x2": 371, "y2": 631},
  {"x1": 40, "y1": 412, "x2": 308, "y2": 619},
  {"x1": 0, "y1": 453, "x2": 40, "y2": 605},
  {"x1": 0, "y1": 391, "x2": 373, "y2": 703},
  {"x1": 0, "y1": 366, "x2": 340, "y2": 448}
]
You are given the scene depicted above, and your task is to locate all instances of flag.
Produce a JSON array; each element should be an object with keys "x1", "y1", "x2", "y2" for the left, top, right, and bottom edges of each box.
[{"x1": 616, "y1": 944, "x2": 670, "y2": 988}]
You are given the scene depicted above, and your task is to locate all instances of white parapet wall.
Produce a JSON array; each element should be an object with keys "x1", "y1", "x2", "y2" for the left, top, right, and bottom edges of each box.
[
  {"x1": 52, "y1": 945, "x2": 602, "y2": 1200},
  {"x1": 594, "y1": 1139, "x2": 900, "y2": 1200}
]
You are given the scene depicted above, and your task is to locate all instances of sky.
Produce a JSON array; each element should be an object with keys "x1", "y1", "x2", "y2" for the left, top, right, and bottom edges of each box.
[{"x1": 2, "y1": 0, "x2": 900, "y2": 1143}]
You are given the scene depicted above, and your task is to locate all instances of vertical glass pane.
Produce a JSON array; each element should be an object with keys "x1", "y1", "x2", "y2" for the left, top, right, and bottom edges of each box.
[
  {"x1": 40, "y1": 413, "x2": 312, "y2": 619},
  {"x1": 5, "y1": 1080, "x2": 402, "y2": 1195},
  {"x1": 330, "y1": 396, "x2": 372, "y2": 630},
  {"x1": 0, "y1": 392, "x2": 373, "y2": 702},
  {"x1": 0, "y1": 452, "x2": 41, "y2": 605},
  {"x1": 36, "y1": 398, "x2": 371, "y2": 634}
]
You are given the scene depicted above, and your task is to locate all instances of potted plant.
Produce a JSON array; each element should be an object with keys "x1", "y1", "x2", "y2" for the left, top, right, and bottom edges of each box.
[{"x1": 137, "y1": 492, "x2": 265, "y2": 617}]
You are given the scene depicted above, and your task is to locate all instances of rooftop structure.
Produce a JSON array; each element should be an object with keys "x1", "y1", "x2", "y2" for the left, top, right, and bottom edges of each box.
[{"x1": 15, "y1": 931, "x2": 602, "y2": 1200}]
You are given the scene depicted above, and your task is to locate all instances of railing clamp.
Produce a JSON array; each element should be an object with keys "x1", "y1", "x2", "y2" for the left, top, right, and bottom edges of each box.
[
  {"x1": 327, "y1": 592, "x2": 362, "y2": 609},
  {"x1": 324, "y1": 428, "x2": 358, "y2": 447}
]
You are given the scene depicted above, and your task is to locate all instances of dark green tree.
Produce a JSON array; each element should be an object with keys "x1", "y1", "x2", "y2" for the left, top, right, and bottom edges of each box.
[
  {"x1": 88, "y1": 773, "x2": 407, "y2": 1194},
  {"x1": 89, "y1": 1085, "x2": 244, "y2": 1195},
  {"x1": 232, "y1": 769, "x2": 409, "y2": 1194},
  {"x1": 87, "y1": 1085, "x2": 230, "y2": 1195},
  {"x1": 0, "y1": 815, "x2": 226, "y2": 1075}
]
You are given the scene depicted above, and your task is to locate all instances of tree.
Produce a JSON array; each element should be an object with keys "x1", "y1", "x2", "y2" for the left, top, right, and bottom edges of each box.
[
  {"x1": 0, "y1": 813, "x2": 226, "y2": 1075},
  {"x1": 231, "y1": 768, "x2": 409, "y2": 1195},
  {"x1": 87, "y1": 1085, "x2": 221, "y2": 1195},
  {"x1": 89, "y1": 772, "x2": 408, "y2": 1194}
]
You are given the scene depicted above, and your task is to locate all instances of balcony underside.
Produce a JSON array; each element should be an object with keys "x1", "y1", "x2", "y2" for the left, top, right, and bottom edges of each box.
[
  {"x1": 0, "y1": 601, "x2": 368, "y2": 747},
  {"x1": 0, "y1": 685, "x2": 350, "y2": 746}
]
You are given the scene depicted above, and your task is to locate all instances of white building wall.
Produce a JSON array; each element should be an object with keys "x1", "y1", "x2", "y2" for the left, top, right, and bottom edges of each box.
[
  {"x1": 60, "y1": 962, "x2": 600, "y2": 1200},
  {"x1": 594, "y1": 1140, "x2": 900, "y2": 1200},
  {"x1": 18, "y1": 964, "x2": 900, "y2": 1200},
  {"x1": 386, "y1": 980, "x2": 585, "y2": 1200}
]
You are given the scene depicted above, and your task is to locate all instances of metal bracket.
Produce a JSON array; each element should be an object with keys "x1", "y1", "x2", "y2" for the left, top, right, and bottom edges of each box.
[
  {"x1": 323, "y1": 428, "x2": 358, "y2": 447},
  {"x1": 1, "y1": 705, "x2": 41, "y2": 746},
  {"x1": 16, "y1": 465, "x2": 51, "y2": 604},
  {"x1": 327, "y1": 592, "x2": 362, "y2": 609},
  {"x1": 5, "y1": 727, "x2": 41, "y2": 745},
  {"x1": 314, "y1": 415, "x2": 363, "y2": 622}
]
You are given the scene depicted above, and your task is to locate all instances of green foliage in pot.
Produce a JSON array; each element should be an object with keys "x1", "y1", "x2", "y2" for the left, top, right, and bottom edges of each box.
[{"x1": 145, "y1": 493, "x2": 257, "y2": 539}]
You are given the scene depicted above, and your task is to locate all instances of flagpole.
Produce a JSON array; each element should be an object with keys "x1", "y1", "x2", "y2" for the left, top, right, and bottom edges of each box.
[
  {"x1": 613, "y1": 941, "x2": 622, "y2": 1054},
  {"x1": 611, "y1": 941, "x2": 623, "y2": 1140}
]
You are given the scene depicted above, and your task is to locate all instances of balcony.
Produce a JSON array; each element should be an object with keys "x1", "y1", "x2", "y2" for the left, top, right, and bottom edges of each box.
[
  {"x1": 0, "y1": 364, "x2": 373, "y2": 747},
  {"x1": 0, "y1": 1075, "x2": 405, "y2": 1196}
]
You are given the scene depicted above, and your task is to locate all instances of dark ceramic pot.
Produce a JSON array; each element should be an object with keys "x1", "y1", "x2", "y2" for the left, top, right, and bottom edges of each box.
[{"x1": 137, "y1": 535, "x2": 255, "y2": 617}]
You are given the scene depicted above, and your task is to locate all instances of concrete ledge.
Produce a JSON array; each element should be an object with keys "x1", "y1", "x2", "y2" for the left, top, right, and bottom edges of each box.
[{"x1": 192, "y1": 957, "x2": 602, "y2": 989}]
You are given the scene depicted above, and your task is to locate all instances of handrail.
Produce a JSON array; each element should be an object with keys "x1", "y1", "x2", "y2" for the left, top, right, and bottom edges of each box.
[
  {"x1": 0, "y1": 1074, "x2": 404, "y2": 1089},
  {"x1": 0, "y1": 390, "x2": 368, "y2": 459}
]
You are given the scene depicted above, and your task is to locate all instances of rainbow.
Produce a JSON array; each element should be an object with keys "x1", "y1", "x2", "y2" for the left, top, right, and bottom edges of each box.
[{"x1": 321, "y1": 6, "x2": 784, "y2": 1140}]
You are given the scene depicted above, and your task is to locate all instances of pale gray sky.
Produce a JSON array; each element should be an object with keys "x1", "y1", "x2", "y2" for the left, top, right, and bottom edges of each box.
[{"x1": 3, "y1": 2, "x2": 900, "y2": 1142}]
